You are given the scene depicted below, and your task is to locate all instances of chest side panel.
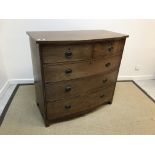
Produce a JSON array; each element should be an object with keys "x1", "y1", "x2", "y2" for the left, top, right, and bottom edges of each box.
[{"x1": 29, "y1": 38, "x2": 46, "y2": 118}]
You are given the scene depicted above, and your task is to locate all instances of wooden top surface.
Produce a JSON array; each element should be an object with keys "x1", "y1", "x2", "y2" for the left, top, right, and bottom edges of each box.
[{"x1": 27, "y1": 30, "x2": 128, "y2": 43}]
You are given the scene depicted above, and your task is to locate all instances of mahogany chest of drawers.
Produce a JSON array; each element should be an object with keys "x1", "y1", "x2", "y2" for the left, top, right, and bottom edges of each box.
[{"x1": 27, "y1": 30, "x2": 128, "y2": 126}]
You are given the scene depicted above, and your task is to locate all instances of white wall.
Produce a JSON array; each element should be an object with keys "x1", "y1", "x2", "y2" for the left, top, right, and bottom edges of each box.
[
  {"x1": 1, "y1": 19, "x2": 155, "y2": 82},
  {"x1": 0, "y1": 21, "x2": 8, "y2": 91},
  {"x1": 0, "y1": 51, "x2": 8, "y2": 90}
]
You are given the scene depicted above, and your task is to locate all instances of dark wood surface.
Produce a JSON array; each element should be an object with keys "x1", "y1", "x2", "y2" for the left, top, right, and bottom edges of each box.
[
  {"x1": 29, "y1": 38, "x2": 46, "y2": 118},
  {"x1": 27, "y1": 30, "x2": 128, "y2": 126},
  {"x1": 27, "y1": 30, "x2": 128, "y2": 43},
  {"x1": 47, "y1": 85, "x2": 115, "y2": 120},
  {"x1": 43, "y1": 55, "x2": 122, "y2": 83},
  {"x1": 45, "y1": 70, "x2": 118, "y2": 101},
  {"x1": 42, "y1": 43, "x2": 92, "y2": 64},
  {"x1": 93, "y1": 39, "x2": 125, "y2": 59}
]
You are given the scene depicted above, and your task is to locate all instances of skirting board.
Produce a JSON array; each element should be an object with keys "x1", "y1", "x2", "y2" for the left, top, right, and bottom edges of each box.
[
  {"x1": 0, "y1": 79, "x2": 34, "y2": 99},
  {"x1": 0, "y1": 81, "x2": 10, "y2": 99},
  {"x1": 9, "y1": 79, "x2": 34, "y2": 84},
  {"x1": 118, "y1": 75, "x2": 155, "y2": 81}
]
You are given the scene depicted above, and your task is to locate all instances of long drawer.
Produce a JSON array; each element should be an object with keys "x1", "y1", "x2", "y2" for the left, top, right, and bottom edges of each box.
[
  {"x1": 47, "y1": 85, "x2": 115, "y2": 120},
  {"x1": 41, "y1": 44, "x2": 93, "y2": 64},
  {"x1": 43, "y1": 55, "x2": 122, "y2": 83},
  {"x1": 45, "y1": 70, "x2": 118, "y2": 101}
]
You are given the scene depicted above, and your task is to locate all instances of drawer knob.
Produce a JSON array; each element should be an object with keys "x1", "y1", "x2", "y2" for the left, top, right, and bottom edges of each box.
[
  {"x1": 100, "y1": 94, "x2": 105, "y2": 98},
  {"x1": 65, "y1": 51, "x2": 72, "y2": 59},
  {"x1": 65, "y1": 68, "x2": 72, "y2": 74},
  {"x1": 108, "y1": 46, "x2": 113, "y2": 52},
  {"x1": 105, "y1": 62, "x2": 111, "y2": 67},
  {"x1": 65, "y1": 86, "x2": 71, "y2": 92},
  {"x1": 65, "y1": 105, "x2": 71, "y2": 109},
  {"x1": 102, "y1": 78, "x2": 108, "y2": 83}
]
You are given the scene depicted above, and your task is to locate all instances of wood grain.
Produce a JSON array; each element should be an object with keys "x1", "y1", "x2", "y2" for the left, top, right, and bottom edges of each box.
[
  {"x1": 42, "y1": 44, "x2": 92, "y2": 64},
  {"x1": 29, "y1": 38, "x2": 46, "y2": 118},
  {"x1": 43, "y1": 55, "x2": 122, "y2": 83},
  {"x1": 47, "y1": 85, "x2": 115, "y2": 120},
  {"x1": 45, "y1": 70, "x2": 118, "y2": 101},
  {"x1": 27, "y1": 30, "x2": 128, "y2": 126},
  {"x1": 27, "y1": 30, "x2": 128, "y2": 43},
  {"x1": 93, "y1": 39, "x2": 125, "y2": 59}
]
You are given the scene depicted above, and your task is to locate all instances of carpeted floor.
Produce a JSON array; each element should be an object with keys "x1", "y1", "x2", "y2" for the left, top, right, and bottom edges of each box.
[{"x1": 0, "y1": 82, "x2": 155, "y2": 135}]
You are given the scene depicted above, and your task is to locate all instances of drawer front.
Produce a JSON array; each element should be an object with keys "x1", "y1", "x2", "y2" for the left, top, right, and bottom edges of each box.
[
  {"x1": 45, "y1": 70, "x2": 118, "y2": 101},
  {"x1": 47, "y1": 85, "x2": 115, "y2": 120},
  {"x1": 93, "y1": 39, "x2": 125, "y2": 59},
  {"x1": 42, "y1": 44, "x2": 92, "y2": 64},
  {"x1": 43, "y1": 55, "x2": 122, "y2": 83}
]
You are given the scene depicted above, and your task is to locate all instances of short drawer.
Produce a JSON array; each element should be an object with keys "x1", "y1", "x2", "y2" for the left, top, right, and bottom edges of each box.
[
  {"x1": 43, "y1": 55, "x2": 122, "y2": 83},
  {"x1": 45, "y1": 70, "x2": 118, "y2": 101},
  {"x1": 47, "y1": 85, "x2": 115, "y2": 120},
  {"x1": 93, "y1": 39, "x2": 125, "y2": 59},
  {"x1": 41, "y1": 44, "x2": 92, "y2": 64}
]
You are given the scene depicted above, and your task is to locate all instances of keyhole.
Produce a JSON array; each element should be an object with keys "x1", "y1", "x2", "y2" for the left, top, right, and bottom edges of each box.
[
  {"x1": 65, "y1": 105, "x2": 71, "y2": 109},
  {"x1": 102, "y1": 78, "x2": 108, "y2": 83},
  {"x1": 100, "y1": 94, "x2": 105, "y2": 98},
  {"x1": 108, "y1": 46, "x2": 113, "y2": 52},
  {"x1": 105, "y1": 62, "x2": 111, "y2": 67}
]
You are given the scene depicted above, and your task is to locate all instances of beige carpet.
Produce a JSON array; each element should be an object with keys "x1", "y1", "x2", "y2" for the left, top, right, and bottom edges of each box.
[{"x1": 0, "y1": 82, "x2": 155, "y2": 135}]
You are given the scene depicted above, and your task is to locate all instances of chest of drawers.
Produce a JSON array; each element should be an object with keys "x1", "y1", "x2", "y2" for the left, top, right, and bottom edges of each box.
[{"x1": 27, "y1": 30, "x2": 128, "y2": 126}]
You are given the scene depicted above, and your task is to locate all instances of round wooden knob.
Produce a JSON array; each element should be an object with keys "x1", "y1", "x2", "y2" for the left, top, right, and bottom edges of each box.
[
  {"x1": 65, "y1": 105, "x2": 71, "y2": 109},
  {"x1": 65, "y1": 86, "x2": 71, "y2": 92},
  {"x1": 65, "y1": 68, "x2": 72, "y2": 74},
  {"x1": 65, "y1": 51, "x2": 72, "y2": 59},
  {"x1": 105, "y1": 62, "x2": 111, "y2": 67},
  {"x1": 108, "y1": 46, "x2": 113, "y2": 52},
  {"x1": 102, "y1": 78, "x2": 108, "y2": 83}
]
